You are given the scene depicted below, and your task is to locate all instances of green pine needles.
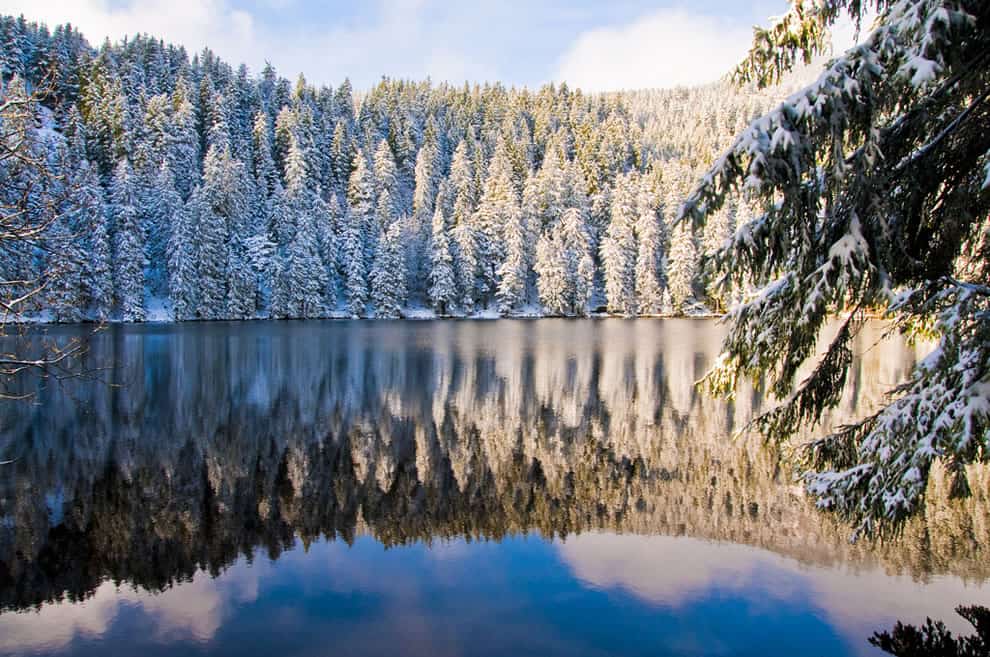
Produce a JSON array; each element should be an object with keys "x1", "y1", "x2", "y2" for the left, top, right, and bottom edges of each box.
[{"x1": 684, "y1": 0, "x2": 990, "y2": 537}]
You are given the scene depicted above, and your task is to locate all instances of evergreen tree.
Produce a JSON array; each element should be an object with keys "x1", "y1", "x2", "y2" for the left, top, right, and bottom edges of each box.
[
  {"x1": 370, "y1": 220, "x2": 407, "y2": 318},
  {"x1": 169, "y1": 77, "x2": 200, "y2": 199},
  {"x1": 348, "y1": 149, "x2": 376, "y2": 260},
  {"x1": 330, "y1": 121, "x2": 354, "y2": 196},
  {"x1": 142, "y1": 161, "x2": 181, "y2": 297},
  {"x1": 0, "y1": 11, "x2": 838, "y2": 331},
  {"x1": 452, "y1": 222, "x2": 478, "y2": 314},
  {"x1": 109, "y1": 159, "x2": 145, "y2": 321},
  {"x1": 412, "y1": 121, "x2": 441, "y2": 218},
  {"x1": 194, "y1": 145, "x2": 249, "y2": 319},
  {"x1": 534, "y1": 231, "x2": 567, "y2": 316},
  {"x1": 496, "y1": 202, "x2": 530, "y2": 314},
  {"x1": 701, "y1": 201, "x2": 737, "y2": 313},
  {"x1": 341, "y1": 207, "x2": 367, "y2": 318},
  {"x1": 45, "y1": 213, "x2": 85, "y2": 323},
  {"x1": 343, "y1": 150, "x2": 375, "y2": 316},
  {"x1": 167, "y1": 189, "x2": 198, "y2": 320},
  {"x1": 66, "y1": 160, "x2": 112, "y2": 320},
  {"x1": 269, "y1": 184, "x2": 294, "y2": 319},
  {"x1": 535, "y1": 206, "x2": 594, "y2": 316},
  {"x1": 666, "y1": 222, "x2": 697, "y2": 313},
  {"x1": 252, "y1": 111, "x2": 278, "y2": 197},
  {"x1": 85, "y1": 171, "x2": 113, "y2": 321},
  {"x1": 226, "y1": 231, "x2": 256, "y2": 319},
  {"x1": 635, "y1": 188, "x2": 667, "y2": 315},
  {"x1": 560, "y1": 206, "x2": 595, "y2": 316},
  {"x1": 429, "y1": 202, "x2": 457, "y2": 316},
  {"x1": 373, "y1": 138, "x2": 398, "y2": 212},
  {"x1": 283, "y1": 211, "x2": 327, "y2": 318},
  {"x1": 681, "y1": 0, "x2": 990, "y2": 534},
  {"x1": 600, "y1": 173, "x2": 638, "y2": 316},
  {"x1": 474, "y1": 136, "x2": 517, "y2": 306}
]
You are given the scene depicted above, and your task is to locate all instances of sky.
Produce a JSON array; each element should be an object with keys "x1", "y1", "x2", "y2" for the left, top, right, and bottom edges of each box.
[{"x1": 4, "y1": 0, "x2": 799, "y2": 91}]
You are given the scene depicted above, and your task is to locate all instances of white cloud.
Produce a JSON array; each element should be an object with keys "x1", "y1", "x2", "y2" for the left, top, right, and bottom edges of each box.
[
  {"x1": 3, "y1": 0, "x2": 489, "y2": 88},
  {"x1": 554, "y1": 9, "x2": 754, "y2": 92},
  {"x1": 0, "y1": 559, "x2": 266, "y2": 654},
  {"x1": 4, "y1": 0, "x2": 261, "y2": 80},
  {"x1": 559, "y1": 533, "x2": 990, "y2": 651}
]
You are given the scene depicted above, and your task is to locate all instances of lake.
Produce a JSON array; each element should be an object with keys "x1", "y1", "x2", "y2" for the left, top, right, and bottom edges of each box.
[{"x1": 0, "y1": 319, "x2": 987, "y2": 657}]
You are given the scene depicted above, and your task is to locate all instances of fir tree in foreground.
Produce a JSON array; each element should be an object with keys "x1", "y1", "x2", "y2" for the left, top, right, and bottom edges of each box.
[{"x1": 682, "y1": 0, "x2": 990, "y2": 537}]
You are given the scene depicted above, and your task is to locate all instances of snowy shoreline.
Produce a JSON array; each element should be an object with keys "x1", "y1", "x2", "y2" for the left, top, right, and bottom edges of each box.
[{"x1": 6, "y1": 309, "x2": 728, "y2": 325}]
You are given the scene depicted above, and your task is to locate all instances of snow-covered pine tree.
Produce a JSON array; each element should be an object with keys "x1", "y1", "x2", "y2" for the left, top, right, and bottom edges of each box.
[
  {"x1": 407, "y1": 123, "x2": 443, "y2": 296},
  {"x1": 284, "y1": 211, "x2": 327, "y2": 318},
  {"x1": 317, "y1": 194, "x2": 340, "y2": 311},
  {"x1": 108, "y1": 159, "x2": 145, "y2": 321},
  {"x1": 226, "y1": 231, "x2": 256, "y2": 319},
  {"x1": 429, "y1": 200, "x2": 457, "y2": 316},
  {"x1": 666, "y1": 221, "x2": 697, "y2": 314},
  {"x1": 61, "y1": 159, "x2": 110, "y2": 320},
  {"x1": 534, "y1": 230, "x2": 567, "y2": 316},
  {"x1": 168, "y1": 77, "x2": 200, "y2": 200},
  {"x1": 330, "y1": 121, "x2": 354, "y2": 196},
  {"x1": 343, "y1": 150, "x2": 374, "y2": 316},
  {"x1": 452, "y1": 222, "x2": 478, "y2": 314},
  {"x1": 701, "y1": 200, "x2": 737, "y2": 313},
  {"x1": 141, "y1": 161, "x2": 182, "y2": 298},
  {"x1": 634, "y1": 184, "x2": 667, "y2": 315},
  {"x1": 449, "y1": 140, "x2": 480, "y2": 311},
  {"x1": 45, "y1": 213, "x2": 85, "y2": 323},
  {"x1": 681, "y1": 0, "x2": 990, "y2": 536},
  {"x1": 79, "y1": 53, "x2": 130, "y2": 178},
  {"x1": 600, "y1": 172, "x2": 638, "y2": 316},
  {"x1": 268, "y1": 183, "x2": 294, "y2": 318},
  {"x1": 474, "y1": 136, "x2": 517, "y2": 307},
  {"x1": 341, "y1": 207, "x2": 368, "y2": 318},
  {"x1": 167, "y1": 187, "x2": 198, "y2": 320},
  {"x1": 278, "y1": 134, "x2": 328, "y2": 318},
  {"x1": 370, "y1": 220, "x2": 407, "y2": 318},
  {"x1": 372, "y1": 138, "x2": 398, "y2": 213},
  {"x1": 496, "y1": 202, "x2": 530, "y2": 314},
  {"x1": 252, "y1": 111, "x2": 278, "y2": 198},
  {"x1": 560, "y1": 206, "x2": 595, "y2": 316},
  {"x1": 412, "y1": 121, "x2": 441, "y2": 218},
  {"x1": 195, "y1": 144, "x2": 250, "y2": 320},
  {"x1": 375, "y1": 189, "x2": 394, "y2": 242}
]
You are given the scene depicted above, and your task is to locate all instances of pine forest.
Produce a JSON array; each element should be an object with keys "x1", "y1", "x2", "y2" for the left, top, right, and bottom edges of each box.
[{"x1": 0, "y1": 15, "x2": 780, "y2": 322}]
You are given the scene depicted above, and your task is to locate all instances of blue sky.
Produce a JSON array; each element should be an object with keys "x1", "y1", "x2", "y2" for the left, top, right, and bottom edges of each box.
[{"x1": 8, "y1": 1, "x2": 791, "y2": 90}]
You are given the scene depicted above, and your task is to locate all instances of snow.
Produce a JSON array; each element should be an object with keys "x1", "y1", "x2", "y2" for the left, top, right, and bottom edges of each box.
[
  {"x1": 903, "y1": 55, "x2": 940, "y2": 87},
  {"x1": 469, "y1": 307, "x2": 501, "y2": 320},
  {"x1": 402, "y1": 307, "x2": 437, "y2": 320},
  {"x1": 510, "y1": 304, "x2": 545, "y2": 318},
  {"x1": 144, "y1": 296, "x2": 172, "y2": 323}
]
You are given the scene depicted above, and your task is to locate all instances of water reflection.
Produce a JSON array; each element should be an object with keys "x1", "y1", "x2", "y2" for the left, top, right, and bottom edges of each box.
[{"x1": 0, "y1": 319, "x2": 987, "y2": 656}]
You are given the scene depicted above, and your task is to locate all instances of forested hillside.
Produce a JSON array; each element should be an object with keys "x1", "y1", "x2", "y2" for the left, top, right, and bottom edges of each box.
[{"x1": 0, "y1": 14, "x2": 780, "y2": 321}]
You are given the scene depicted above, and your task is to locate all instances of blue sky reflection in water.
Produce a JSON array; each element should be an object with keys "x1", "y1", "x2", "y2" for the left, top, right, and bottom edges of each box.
[{"x1": 0, "y1": 320, "x2": 987, "y2": 657}]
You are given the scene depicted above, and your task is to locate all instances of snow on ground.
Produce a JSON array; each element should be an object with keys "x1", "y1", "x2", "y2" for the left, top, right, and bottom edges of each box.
[
  {"x1": 469, "y1": 307, "x2": 501, "y2": 320},
  {"x1": 402, "y1": 307, "x2": 437, "y2": 320},
  {"x1": 144, "y1": 296, "x2": 172, "y2": 322},
  {"x1": 508, "y1": 304, "x2": 544, "y2": 318}
]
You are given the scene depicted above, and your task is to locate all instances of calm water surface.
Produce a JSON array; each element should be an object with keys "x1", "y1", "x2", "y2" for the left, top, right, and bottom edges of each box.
[{"x1": 0, "y1": 320, "x2": 987, "y2": 657}]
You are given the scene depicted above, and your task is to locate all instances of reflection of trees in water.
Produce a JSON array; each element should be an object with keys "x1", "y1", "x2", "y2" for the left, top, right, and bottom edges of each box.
[{"x1": 0, "y1": 320, "x2": 986, "y2": 611}]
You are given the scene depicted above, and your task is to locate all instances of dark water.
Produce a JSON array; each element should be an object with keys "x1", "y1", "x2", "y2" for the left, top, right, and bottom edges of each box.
[{"x1": 0, "y1": 320, "x2": 987, "y2": 657}]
